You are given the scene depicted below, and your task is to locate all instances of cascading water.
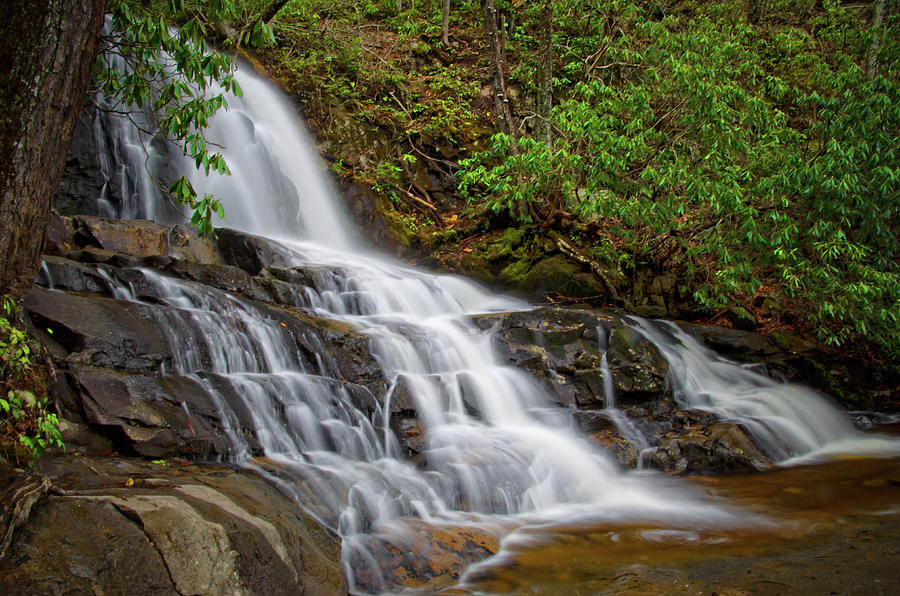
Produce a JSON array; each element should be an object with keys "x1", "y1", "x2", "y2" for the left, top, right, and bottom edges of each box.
[
  {"x1": 57, "y1": 60, "x2": 899, "y2": 592},
  {"x1": 628, "y1": 318, "x2": 900, "y2": 466}
]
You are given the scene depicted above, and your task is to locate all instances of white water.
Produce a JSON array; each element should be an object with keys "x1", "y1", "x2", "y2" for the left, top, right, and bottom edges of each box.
[
  {"x1": 77, "y1": 61, "x2": 898, "y2": 592},
  {"x1": 628, "y1": 318, "x2": 900, "y2": 466}
]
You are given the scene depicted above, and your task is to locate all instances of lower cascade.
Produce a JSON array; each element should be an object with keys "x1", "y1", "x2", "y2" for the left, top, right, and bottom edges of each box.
[{"x1": 35, "y1": 63, "x2": 900, "y2": 593}]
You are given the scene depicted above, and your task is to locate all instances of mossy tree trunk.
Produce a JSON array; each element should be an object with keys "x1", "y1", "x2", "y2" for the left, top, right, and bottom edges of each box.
[{"x1": 0, "y1": 0, "x2": 106, "y2": 302}]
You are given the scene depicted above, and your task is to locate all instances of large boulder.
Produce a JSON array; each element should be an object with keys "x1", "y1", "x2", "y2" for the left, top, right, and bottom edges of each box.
[{"x1": 0, "y1": 457, "x2": 347, "y2": 595}]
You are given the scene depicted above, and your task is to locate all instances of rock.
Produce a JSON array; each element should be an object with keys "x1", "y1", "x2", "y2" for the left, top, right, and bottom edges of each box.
[
  {"x1": 725, "y1": 305, "x2": 759, "y2": 330},
  {"x1": 392, "y1": 417, "x2": 427, "y2": 462},
  {"x1": 0, "y1": 464, "x2": 51, "y2": 560},
  {"x1": 78, "y1": 215, "x2": 169, "y2": 258},
  {"x1": 216, "y1": 228, "x2": 290, "y2": 275},
  {"x1": 348, "y1": 519, "x2": 499, "y2": 594},
  {"x1": 587, "y1": 430, "x2": 640, "y2": 468},
  {"x1": 25, "y1": 287, "x2": 172, "y2": 372},
  {"x1": 606, "y1": 326, "x2": 670, "y2": 403},
  {"x1": 573, "y1": 409, "x2": 615, "y2": 434},
  {"x1": 43, "y1": 212, "x2": 79, "y2": 256},
  {"x1": 342, "y1": 181, "x2": 407, "y2": 256},
  {"x1": 162, "y1": 259, "x2": 253, "y2": 295},
  {"x1": 682, "y1": 323, "x2": 780, "y2": 361},
  {"x1": 167, "y1": 223, "x2": 225, "y2": 265},
  {"x1": 523, "y1": 255, "x2": 607, "y2": 298},
  {"x1": 27, "y1": 258, "x2": 385, "y2": 461},
  {"x1": 69, "y1": 367, "x2": 230, "y2": 459},
  {"x1": 38, "y1": 255, "x2": 117, "y2": 295},
  {"x1": 0, "y1": 457, "x2": 347, "y2": 595},
  {"x1": 648, "y1": 423, "x2": 773, "y2": 475}
]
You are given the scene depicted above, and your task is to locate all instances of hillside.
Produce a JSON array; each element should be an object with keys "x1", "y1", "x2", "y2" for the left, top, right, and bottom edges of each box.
[{"x1": 229, "y1": 0, "x2": 898, "y2": 407}]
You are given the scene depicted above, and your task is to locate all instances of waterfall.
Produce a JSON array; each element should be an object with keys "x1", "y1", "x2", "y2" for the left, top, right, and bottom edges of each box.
[
  {"x1": 64, "y1": 61, "x2": 898, "y2": 592},
  {"x1": 626, "y1": 318, "x2": 900, "y2": 466}
]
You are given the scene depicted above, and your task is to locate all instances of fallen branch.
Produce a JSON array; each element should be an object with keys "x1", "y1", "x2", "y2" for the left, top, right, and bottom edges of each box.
[{"x1": 552, "y1": 232, "x2": 625, "y2": 305}]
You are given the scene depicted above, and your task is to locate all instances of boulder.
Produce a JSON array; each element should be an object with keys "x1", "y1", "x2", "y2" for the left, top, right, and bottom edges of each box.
[
  {"x1": 606, "y1": 326, "x2": 669, "y2": 403},
  {"x1": 647, "y1": 423, "x2": 773, "y2": 475},
  {"x1": 25, "y1": 287, "x2": 172, "y2": 372},
  {"x1": 0, "y1": 457, "x2": 347, "y2": 595},
  {"x1": 523, "y1": 255, "x2": 607, "y2": 298},
  {"x1": 77, "y1": 215, "x2": 169, "y2": 258},
  {"x1": 216, "y1": 228, "x2": 291, "y2": 275}
]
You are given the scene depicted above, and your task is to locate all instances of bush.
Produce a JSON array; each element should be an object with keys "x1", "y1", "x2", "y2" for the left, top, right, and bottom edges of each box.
[{"x1": 0, "y1": 296, "x2": 62, "y2": 466}]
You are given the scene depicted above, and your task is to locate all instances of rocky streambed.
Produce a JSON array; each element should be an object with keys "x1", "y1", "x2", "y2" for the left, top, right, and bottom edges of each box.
[{"x1": 1, "y1": 213, "x2": 897, "y2": 593}]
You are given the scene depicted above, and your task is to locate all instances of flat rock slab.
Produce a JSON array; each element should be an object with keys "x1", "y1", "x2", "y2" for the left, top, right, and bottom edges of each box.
[{"x1": 0, "y1": 457, "x2": 347, "y2": 595}]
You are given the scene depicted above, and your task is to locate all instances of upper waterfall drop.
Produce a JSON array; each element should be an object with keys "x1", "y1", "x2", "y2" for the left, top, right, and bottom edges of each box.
[{"x1": 186, "y1": 63, "x2": 358, "y2": 251}]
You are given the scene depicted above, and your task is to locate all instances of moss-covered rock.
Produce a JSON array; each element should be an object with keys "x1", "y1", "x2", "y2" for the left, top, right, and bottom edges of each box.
[{"x1": 523, "y1": 255, "x2": 606, "y2": 298}]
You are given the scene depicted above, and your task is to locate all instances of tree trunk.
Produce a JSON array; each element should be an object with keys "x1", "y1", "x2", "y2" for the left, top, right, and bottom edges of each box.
[
  {"x1": 537, "y1": 1, "x2": 554, "y2": 147},
  {"x1": 259, "y1": 0, "x2": 291, "y2": 24},
  {"x1": 0, "y1": 0, "x2": 106, "y2": 302},
  {"x1": 867, "y1": 0, "x2": 886, "y2": 80},
  {"x1": 481, "y1": 0, "x2": 524, "y2": 218},
  {"x1": 480, "y1": 0, "x2": 517, "y2": 145},
  {"x1": 442, "y1": 0, "x2": 451, "y2": 46}
]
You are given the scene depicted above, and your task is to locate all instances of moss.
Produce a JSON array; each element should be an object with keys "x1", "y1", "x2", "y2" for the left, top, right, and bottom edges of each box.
[
  {"x1": 500, "y1": 227, "x2": 527, "y2": 250},
  {"x1": 523, "y1": 256, "x2": 606, "y2": 298},
  {"x1": 498, "y1": 259, "x2": 532, "y2": 286}
]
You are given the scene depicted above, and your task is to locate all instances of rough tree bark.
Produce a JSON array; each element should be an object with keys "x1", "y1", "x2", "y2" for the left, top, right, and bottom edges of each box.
[{"x1": 0, "y1": 0, "x2": 107, "y2": 302}]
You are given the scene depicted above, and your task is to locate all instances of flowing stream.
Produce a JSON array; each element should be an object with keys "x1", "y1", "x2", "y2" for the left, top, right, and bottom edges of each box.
[{"x1": 70, "y1": 61, "x2": 899, "y2": 593}]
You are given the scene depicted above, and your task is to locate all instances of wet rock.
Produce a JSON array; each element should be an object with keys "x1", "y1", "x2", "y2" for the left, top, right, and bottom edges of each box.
[
  {"x1": 26, "y1": 267, "x2": 384, "y2": 461},
  {"x1": 392, "y1": 417, "x2": 427, "y2": 462},
  {"x1": 682, "y1": 323, "x2": 780, "y2": 361},
  {"x1": 216, "y1": 228, "x2": 290, "y2": 275},
  {"x1": 70, "y1": 367, "x2": 230, "y2": 459},
  {"x1": 648, "y1": 423, "x2": 773, "y2": 475},
  {"x1": 349, "y1": 520, "x2": 499, "y2": 594},
  {"x1": 606, "y1": 326, "x2": 669, "y2": 403},
  {"x1": 166, "y1": 223, "x2": 225, "y2": 265},
  {"x1": 37, "y1": 255, "x2": 115, "y2": 295},
  {"x1": 25, "y1": 287, "x2": 171, "y2": 372},
  {"x1": 573, "y1": 409, "x2": 615, "y2": 434},
  {"x1": 162, "y1": 259, "x2": 253, "y2": 295},
  {"x1": 587, "y1": 430, "x2": 640, "y2": 468}
]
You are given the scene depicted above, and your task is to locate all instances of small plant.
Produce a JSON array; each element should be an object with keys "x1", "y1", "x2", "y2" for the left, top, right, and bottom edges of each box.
[{"x1": 0, "y1": 295, "x2": 63, "y2": 466}]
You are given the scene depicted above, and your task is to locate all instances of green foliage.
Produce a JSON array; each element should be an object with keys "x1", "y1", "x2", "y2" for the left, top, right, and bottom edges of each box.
[
  {"x1": 459, "y1": 0, "x2": 900, "y2": 359},
  {"x1": 0, "y1": 297, "x2": 62, "y2": 466}
]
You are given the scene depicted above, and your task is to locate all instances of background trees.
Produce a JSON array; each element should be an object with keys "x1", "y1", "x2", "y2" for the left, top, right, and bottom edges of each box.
[{"x1": 458, "y1": 0, "x2": 899, "y2": 361}]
